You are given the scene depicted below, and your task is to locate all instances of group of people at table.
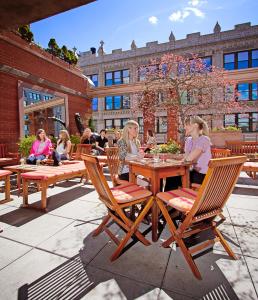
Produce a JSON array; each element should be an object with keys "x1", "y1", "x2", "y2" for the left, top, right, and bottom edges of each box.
[{"x1": 26, "y1": 115, "x2": 211, "y2": 191}]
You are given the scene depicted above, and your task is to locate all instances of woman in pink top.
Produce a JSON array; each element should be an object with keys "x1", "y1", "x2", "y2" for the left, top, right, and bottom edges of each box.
[
  {"x1": 184, "y1": 116, "x2": 211, "y2": 184},
  {"x1": 164, "y1": 116, "x2": 211, "y2": 190},
  {"x1": 27, "y1": 129, "x2": 52, "y2": 164}
]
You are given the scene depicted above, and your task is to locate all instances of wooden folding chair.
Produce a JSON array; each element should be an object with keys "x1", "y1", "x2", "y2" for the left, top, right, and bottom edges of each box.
[
  {"x1": 156, "y1": 156, "x2": 246, "y2": 279},
  {"x1": 81, "y1": 153, "x2": 154, "y2": 261},
  {"x1": 105, "y1": 147, "x2": 129, "y2": 187},
  {"x1": 73, "y1": 144, "x2": 92, "y2": 160},
  {"x1": 192, "y1": 148, "x2": 232, "y2": 190},
  {"x1": 211, "y1": 148, "x2": 231, "y2": 158}
]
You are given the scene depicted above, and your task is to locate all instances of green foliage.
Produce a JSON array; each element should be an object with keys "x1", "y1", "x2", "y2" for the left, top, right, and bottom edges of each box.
[
  {"x1": 88, "y1": 117, "x2": 95, "y2": 132},
  {"x1": 45, "y1": 39, "x2": 78, "y2": 65},
  {"x1": 150, "y1": 140, "x2": 181, "y2": 154},
  {"x1": 17, "y1": 25, "x2": 34, "y2": 43},
  {"x1": 18, "y1": 135, "x2": 36, "y2": 157},
  {"x1": 70, "y1": 135, "x2": 81, "y2": 146}
]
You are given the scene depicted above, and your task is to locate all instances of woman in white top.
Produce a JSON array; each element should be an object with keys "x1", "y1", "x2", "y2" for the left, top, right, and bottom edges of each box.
[
  {"x1": 52, "y1": 130, "x2": 72, "y2": 166},
  {"x1": 117, "y1": 120, "x2": 143, "y2": 181}
]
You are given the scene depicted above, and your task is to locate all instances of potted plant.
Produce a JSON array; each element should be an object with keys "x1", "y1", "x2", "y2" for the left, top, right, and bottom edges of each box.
[
  {"x1": 18, "y1": 135, "x2": 36, "y2": 158},
  {"x1": 210, "y1": 126, "x2": 243, "y2": 147},
  {"x1": 150, "y1": 140, "x2": 182, "y2": 160}
]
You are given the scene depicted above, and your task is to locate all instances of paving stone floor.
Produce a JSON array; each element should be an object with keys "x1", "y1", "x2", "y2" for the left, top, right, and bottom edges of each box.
[{"x1": 0, "y1": 170, "x2": 257, "y2": 300}]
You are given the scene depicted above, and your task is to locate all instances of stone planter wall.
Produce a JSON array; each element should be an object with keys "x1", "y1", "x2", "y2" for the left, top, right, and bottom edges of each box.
[{"x1": 210, "y1": 131, "x2": 243, "y2": 147}]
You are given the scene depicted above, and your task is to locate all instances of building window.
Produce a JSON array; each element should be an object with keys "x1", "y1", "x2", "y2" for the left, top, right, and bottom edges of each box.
[
  {"x1": 43, "y1": 95, "x2": 53, "y2": 100},
  {"x1": 224, "y1": 49, "x2": 258, "y2": 70},
  {"x1": 237, "y1": 82, "x2": 258, "y2": 101},
  {"x1": 238, "y1": 113, "x2": 250, "y2": 132},
  {"x1": 155, "y1": 117, "x2": 167, "y2": 133},
  {"x1": 202, "y1": 56, "x2": 212, "y2": 71},
  {"x1": 138, "y1": 117, "x2": 144, "y2": 133},
  {"x1": 104, "y1": 118, "x2": 129, "y2": 129},
  {"x1": 224, "y1": 113, "x2": 258, "y2": 132},
  {"x1": 252, "y1": 50, "x2": 258, "y2": 67},
  {"x1": 89, "y1": 74, "x2": 98, "y2": 87},
  {"x1": 105, "y1": 119, "x2": 113, "y2": 129},
  {"x1": 105, "y1": 95, "x2": 130, "y2": 110},
  {"x1": 237, "y1": 83, "x2": 249, "y2": 100},
  {"x1": 105, "y1": 70, "x2": 129, "y2": 86},
  {"x1": 105, "y1": 96, "x2": 113, "y2": 110},
  {"x1": 92, "y1": 98, "x2": 98, "y2": 111}
]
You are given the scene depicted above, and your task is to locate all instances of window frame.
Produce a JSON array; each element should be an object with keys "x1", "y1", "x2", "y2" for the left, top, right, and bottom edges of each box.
[
  {"x1": 104, "y1": 95, "x2": 130, "y2": 110},
  {"x1": 223, "y1": 49, "x2": 258, "y2": 70},
  {"x1": 105, "y1": 69, "x2": 130, "y2": 86},
  {"x1": 224, "y1": 113, "x2": 258, "y2": 132}
]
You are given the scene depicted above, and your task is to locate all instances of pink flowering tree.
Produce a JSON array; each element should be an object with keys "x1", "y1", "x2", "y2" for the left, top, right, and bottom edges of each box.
[{"x1": 132, "y1": 53, "x2": 256, "y2": 143}]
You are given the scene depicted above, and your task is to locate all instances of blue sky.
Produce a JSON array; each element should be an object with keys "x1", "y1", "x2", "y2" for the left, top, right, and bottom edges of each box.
[{"x1": 31, "y1": 0, "x2": 258, "y2": 54}]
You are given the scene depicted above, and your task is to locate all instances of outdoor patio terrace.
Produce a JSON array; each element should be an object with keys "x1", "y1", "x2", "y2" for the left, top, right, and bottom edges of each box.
[{"x1": 0, "y1": 169, "x2": 257, "y2": 300}]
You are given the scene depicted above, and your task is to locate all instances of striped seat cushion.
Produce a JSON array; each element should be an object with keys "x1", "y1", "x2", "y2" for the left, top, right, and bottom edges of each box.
[
  {"x1": 111, "y1": 183, "x2": 152, "y2": 203},
  {"x1": 156, "y1": 188, "x2": 197, "y2": 213},
  {"x1": 0, "y1": 170, "x2": 12, "y2": 177}
]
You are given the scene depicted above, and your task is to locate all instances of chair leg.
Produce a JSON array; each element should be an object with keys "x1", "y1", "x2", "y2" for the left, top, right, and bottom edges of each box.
[
  {"x1": 213, "y1": 227, "x2": 237, "y2": 259},
  {"x1": 177, "y1": 238, "x2": 202, "y2": 280},
  {"x1": 41, "y1": 182, "x2": 48, "y2": 211},
  {"x1": 110, "y1": 197, "x2": 154, "y2": 261},
  {"x1": 93, "y1": 215, "x2": 111, "y2": 237}
]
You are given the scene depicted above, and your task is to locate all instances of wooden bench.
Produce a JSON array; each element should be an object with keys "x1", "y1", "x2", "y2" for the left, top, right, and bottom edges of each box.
[
  {"x1": 0, "y1": 144, "x2": 19, "y2": 167},
  {"x1": 242, "y1": 162, "x2": 258, "y2": 180},
  {"x1": 225, "y1": 141, "x2": 258, "y2": 155},
  {"x1": 0, "y1": 170, "x2": 12, "y2": 204},
  {"x1": 21, "y1": 161, "x2": 88, "y2": 211}
]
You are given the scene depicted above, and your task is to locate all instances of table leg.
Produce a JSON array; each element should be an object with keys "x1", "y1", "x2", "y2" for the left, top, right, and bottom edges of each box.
[
  {"x1": 152, "y1": 198, "x2": 158, "y2": 242},
  {"x1": 17, "y1": 172, "x2": 21, "y2": 197},
  {"x1": 182, "y1": 167, "x2": 190, "y2": 188},
  {"x1": 5, "y1": 175, "x2": 11, "y2": 201}
]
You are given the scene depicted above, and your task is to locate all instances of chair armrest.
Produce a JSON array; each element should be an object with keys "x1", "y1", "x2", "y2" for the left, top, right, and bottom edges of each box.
[{"x1": 7, "y1": 152, "x2": 20, "y2": 159}]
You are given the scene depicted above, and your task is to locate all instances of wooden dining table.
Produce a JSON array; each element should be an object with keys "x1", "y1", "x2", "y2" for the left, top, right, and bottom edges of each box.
[{"x1": 128, "y1": 158, "x2": 191, "y2": 242}]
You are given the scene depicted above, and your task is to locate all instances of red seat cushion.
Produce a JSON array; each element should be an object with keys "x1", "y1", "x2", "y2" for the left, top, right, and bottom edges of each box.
[
  {"x1": 111, "y1": 183, "x2": 152, "y2": 203},
  {"x1": 156, "y1": 188, "x2": 197, "y2": 213},
  {"x1": 0, "y1": 170, "x2": 12, "y2": 177},
  {"x1": 21, "y1": 172, "x2": 57, "y2": 180}
]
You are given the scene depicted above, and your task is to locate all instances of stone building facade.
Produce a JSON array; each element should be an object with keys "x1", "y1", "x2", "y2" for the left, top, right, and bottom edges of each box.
[{"x1": 79, "y1": 22, "x2": 258, "y2": 143}]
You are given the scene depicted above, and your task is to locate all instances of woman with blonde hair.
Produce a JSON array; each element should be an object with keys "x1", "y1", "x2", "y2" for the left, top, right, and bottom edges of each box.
[
  {"x1": 117, "y1": 120, "x2": 143, "y2": 181},
  {"x1": 164, "y1": 115, "x2": 211, "y2": 190},
  {"x1": 52, "y1": 130, "x2": 72, "y2": 166},
  {"x1": 80, "y1": 128, "x2": 96, "y2": 144},
  {"x1": 184, "y1": 116, "x2": 211, "y2": 184}
]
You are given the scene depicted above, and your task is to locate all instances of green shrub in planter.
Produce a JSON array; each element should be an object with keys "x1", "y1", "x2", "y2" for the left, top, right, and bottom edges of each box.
[
  {"x1": 18, "y1": 135, "x2": 36, "y2": 157},
  {"x1": 150, "y1": 140, "x2": 181, "y2": 154},
  {"x1": 70, "y1": 135, "x2": 81, "y2": 149}
]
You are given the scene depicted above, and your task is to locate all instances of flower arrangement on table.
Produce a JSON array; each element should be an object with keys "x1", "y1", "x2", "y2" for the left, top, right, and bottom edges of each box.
[{"x1": 150, "y1": 140, "x2": 181, "y2": 154}]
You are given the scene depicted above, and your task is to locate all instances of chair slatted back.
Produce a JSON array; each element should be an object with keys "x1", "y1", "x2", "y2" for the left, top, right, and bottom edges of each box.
[
  {"x1": 105, "y1": 147, "x2": 120, "y2": 186},
  {"x1": 0, "y1": 144, "x2": 7, "y2": 158},
  {"x1": 211, "y1": 148, "x2": 231, "y2": 158},
  {"x1": 226, "y1": 141, "x2": 258, "y2": 155},
  {"x1": 75, "y1": 144, "x2": 92, "y2": 160},
  {"x1": 81, "y1": 153, "x2": 117, "y2": 210},
  {"x1": 69, "y1": 143, "x2": 75, "y2": 158},
  {"x1": 191, "y1": 156, "x2": 246, "y2": 221}
]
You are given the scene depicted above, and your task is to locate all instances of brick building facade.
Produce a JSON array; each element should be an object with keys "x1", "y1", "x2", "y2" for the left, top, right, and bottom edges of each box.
[
  {"x1": 0, "y1": 31, "x2": 91, "y2": 151},
  {"x1": 79, "y1": 22, "x2": 258, "y2": 143}
]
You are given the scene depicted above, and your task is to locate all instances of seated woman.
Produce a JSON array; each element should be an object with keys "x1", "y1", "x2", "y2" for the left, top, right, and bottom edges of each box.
[
  {"x1": 117, "y1": 120, "x2": 143, "y2": 181},
  {"x1": 52, "y1": 130, "x2": 72, "y2": 166},
  {"x1": 113, "y1": 130, "x2": 121, "y2": 147},
  {"x1": 184, "y1": 116, "x2": 212, "y2": 184},
  {"x1": 95, "y1": 129, "x2": 108, "y2": 155},
  {"x1": 80, "y1": 128, "x2": 96, "y2": 144},
  {"x1": 144, "y1": 129, "x2": 156, "y2": 153},
  {"x1": 164, "y1": 116, "x2": 211, "y2": 190},
  {"x1": 27, "y1": 129, "x2": 52, "y2": 164}
]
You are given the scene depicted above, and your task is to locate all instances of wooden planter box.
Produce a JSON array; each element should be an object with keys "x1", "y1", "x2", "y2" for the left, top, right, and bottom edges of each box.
[{"x1": 210, "y1": 131, "x2": 243, "y2": 148}]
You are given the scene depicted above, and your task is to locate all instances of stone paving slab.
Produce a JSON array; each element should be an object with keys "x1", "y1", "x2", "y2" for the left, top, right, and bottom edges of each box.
[
  {"x1": 0, "y1": 237, "x2": 32, "y2": 270},
  {"x1": 0, "y1": 248, "x2": 67, "y2": 300},
  {"x1": 1, "y1": 213, "x2": 73, "y2": 246},
  {"x1": 0, "y1": 174, "x2": 257, "y2": 300}
]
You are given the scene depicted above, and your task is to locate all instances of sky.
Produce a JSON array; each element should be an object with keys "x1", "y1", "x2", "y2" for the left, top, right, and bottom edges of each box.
[{"x1": 31, "y1": 0, "x2": 258, "y2": 54}]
